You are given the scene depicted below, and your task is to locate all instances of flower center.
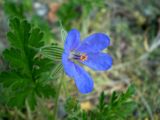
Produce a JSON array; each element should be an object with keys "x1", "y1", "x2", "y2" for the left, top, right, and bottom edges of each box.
[
  {"x1": 69, "y1": 51, "x2": 88, "y2": 62},
  {"x1": 80, "y1": 54, "x2": 88, "y2": 61}
]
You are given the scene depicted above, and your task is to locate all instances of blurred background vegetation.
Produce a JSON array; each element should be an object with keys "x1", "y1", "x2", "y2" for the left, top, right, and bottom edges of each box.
[{"x1": 0, "y1": 0, "x2": 160, "y2": 120}]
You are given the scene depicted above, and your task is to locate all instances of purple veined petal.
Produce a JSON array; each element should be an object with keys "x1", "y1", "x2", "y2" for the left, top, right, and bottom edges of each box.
[
  {"x1": 62, "y1": 53, "x2": 75, "y2": 78},
  {"x1": 76, "y1": 33, "x2": 110, "y2": 53},
  {"x1": 62, "y1": 53, "x2": 94, "y2": 94},
  {"x1": 64, "y1": 29, "x2": 80, "y2": 54},
  {"x1": 73, "y1": 64, "x2": 94, "y2": 94},
  {"x1": 82, "y1": 53, "x2": 113, "y2": 71}
]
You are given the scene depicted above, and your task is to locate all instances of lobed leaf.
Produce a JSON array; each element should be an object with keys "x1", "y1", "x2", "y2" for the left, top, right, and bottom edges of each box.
[{"x1": 0, "y1": 17, "x2": 61, "y2": 110}]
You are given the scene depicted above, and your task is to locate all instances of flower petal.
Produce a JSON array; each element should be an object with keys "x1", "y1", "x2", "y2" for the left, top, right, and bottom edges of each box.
[
  {"x1": 64, "y1": 29, "x2": 80, "y2": 54},
  {"x1": 82, "y1": 53, "x2": 112, "y2": 71},
  {"x1": 62, "y1": 53, "x2": 75, "y2": 77},
  {"x1": 73, "y1": 64, "x2": 94, "y2": 94},
  {"x1": 62, "y1": 53, "x2": 94, "y2": 94},
  {"x1": 76, "y1": 33, "x2": 110, "y2": 53}
]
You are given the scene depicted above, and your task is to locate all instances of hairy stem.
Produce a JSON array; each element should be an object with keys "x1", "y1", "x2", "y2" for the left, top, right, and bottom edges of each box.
[{"x1": 53, "y1": 71, "x2": 64, "y2": 120}]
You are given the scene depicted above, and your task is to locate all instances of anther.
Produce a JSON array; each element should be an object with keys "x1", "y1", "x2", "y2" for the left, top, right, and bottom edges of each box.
[{"x1": 80, "y1": 54, "x2": 88, "y2": 61}]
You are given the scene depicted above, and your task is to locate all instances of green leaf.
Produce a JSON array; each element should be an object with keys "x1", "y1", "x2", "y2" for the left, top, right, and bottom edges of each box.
[
  {"x1": 3, "y1": 49, "x2": 31, "y2": 77},
  {"x1": 33, "y1": 58, "x2": 54, "y2": 79},
  {"x1": 8, "y1": 18, "x2": 31, "y2": 50},
  {"x1": 0, "y1": 72, "x2": 30, "y2": 87},
  {"x1": 8, "y1": 91, "x2": 27, "y2": 108},
  {"x1": 57, "y1": 0, "x2": 105, "y2": 30},
  {"x1": 64, "y1": 85, "x2": 136, "y2": 120},
  {"x1": 91, "y1": 85, "x2": 137, "y2": 120},
  {"x1": 36, "y1": 82, "x2": 55, "y2": 98},
  {"x1": 26, "y1": 91, "x2": 36, "y2": 110},
  {"x1": 29, "y1": 27, "x2": 44, "y2": 48},
  {"x1": 4, "y1": 0, "x2": 25, "y2": 18},
  {"x1": 31, "y1": 16, "x2": 53, "y2": 43},
  {"x1": 0, "y1": 17, "x2": 58, "y2": 110},
  {"x1": 97, "y1": 91, "x2": 106, "y2": 112},
  {"x1": 0, "y1": 72, "x2": 34, "y2": 108}
]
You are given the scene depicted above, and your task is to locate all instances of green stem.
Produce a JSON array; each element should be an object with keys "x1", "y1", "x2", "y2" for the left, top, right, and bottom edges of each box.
[
  {"x1": 62, "y1": 76, "x2": 69, "y2": 97},
  {"x1": 26, "y1": 100, "x2": 32, "y2": 120},
  {"x1": 53, "y1": 72, "x2": 64, "y2": 120}
]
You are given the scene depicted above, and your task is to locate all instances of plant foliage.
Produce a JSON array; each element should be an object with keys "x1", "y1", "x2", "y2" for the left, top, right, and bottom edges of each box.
[
  {"x1": 64, "y1": 85, "x2": 136, "y2": 120},
  {"x1": 57, "y1": 0, "x2": 105, "y2": 30},
  {"x1": 0, "y1": 17, "x2": 63, "y2": 110}
]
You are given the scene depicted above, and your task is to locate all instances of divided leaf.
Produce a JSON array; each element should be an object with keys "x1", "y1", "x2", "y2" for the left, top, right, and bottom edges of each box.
[
  {"x1": 3, "y1": 48, "x2": 31, "y2": 76},
  {"x1": 96, "y1": 85, "x2": 136, "y2": 120},
  {"x1": 29, "y1": 27, "x2": 44, "y2": 48},
  {"x1": 4, "y1": 0, "x2": 25, "y2": 18},
  {"x1": 0, "y1": 17, "x2": 61, "y2": 110},
  {"x1": 64, "y1": 85, "x2": 136, "y2": 120},
  {"x1": 7, "y1": 18, "x2": 31, "y2": 50}
]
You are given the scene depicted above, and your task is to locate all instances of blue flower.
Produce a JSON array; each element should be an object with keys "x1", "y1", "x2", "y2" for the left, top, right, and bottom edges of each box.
[{"x1": 62, "y1": 29, "x2": 112, "y2": 94}]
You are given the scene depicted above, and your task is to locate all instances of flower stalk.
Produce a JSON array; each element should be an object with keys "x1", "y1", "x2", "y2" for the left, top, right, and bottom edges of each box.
[{"x1": 53, "y1": 71, "x2": 64, "y2": 120}]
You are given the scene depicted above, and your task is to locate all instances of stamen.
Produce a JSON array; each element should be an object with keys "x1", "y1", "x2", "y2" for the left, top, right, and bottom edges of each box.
[
  {"x1": 80, "y1": 54, "x2": 88, "y2": 61},
  {"x1": 69, "y1": 51, "x2": 88, "y2": 62}
]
